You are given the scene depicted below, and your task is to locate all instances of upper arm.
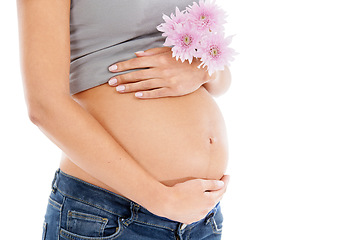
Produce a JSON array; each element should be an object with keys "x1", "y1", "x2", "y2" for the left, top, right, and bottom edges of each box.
[{"x1": 17, "y1": 0, "x2": 71, "y2": 113}]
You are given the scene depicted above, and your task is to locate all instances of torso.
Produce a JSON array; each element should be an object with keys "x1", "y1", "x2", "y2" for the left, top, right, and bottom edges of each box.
[
  {"x1": 60, "y1": 83, "x2": 228, "y2": 193},
  {"x1": 63, "y1": 0, "x2": 228, "y2": 195}
]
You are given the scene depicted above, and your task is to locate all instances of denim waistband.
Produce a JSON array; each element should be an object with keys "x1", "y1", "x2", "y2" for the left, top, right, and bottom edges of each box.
[{"x1": 51, "y1": 169, "x2": 219, "y2": 232}]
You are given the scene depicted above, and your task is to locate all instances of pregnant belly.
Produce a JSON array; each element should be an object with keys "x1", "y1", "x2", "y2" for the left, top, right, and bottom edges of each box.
[{"x1": 60, "y1": 83, "x2": 228, "y2": 191}]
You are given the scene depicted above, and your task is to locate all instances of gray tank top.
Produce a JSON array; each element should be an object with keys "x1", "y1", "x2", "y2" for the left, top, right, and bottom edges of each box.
[{"x1": 69, "y1": 0, "x2": 194, "y2": 95}]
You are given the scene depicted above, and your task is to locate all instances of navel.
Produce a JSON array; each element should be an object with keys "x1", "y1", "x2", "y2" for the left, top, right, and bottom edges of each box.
[{"x1": 209, "y1": 137, "x2": 217, "y2": 144}]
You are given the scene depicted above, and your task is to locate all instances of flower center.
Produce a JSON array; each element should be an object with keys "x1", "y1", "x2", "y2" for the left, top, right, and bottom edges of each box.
[
  {"x1": 199, "y1": 13, "x2": 210, "y2": 27},
  {"x1": 209, "y1": 45, "x2": 221, "y2": 58},
  {"x1": 182, "y1": 34, "x2": 193, "y2": 46}
]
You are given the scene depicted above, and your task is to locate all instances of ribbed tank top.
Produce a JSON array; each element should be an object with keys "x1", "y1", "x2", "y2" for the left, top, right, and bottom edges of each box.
[{"x1": 69, "y1": 0, "x2": 194, "y2": 95}]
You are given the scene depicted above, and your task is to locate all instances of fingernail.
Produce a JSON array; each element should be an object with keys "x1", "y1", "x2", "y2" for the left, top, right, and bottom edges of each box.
[
  {"x1": 135, "y1": 92, "x2": 143, "y2": 97},
  {"x1": 217, "y1": 181, "x2": 225, "y2": 187},
  {"x1": 108, "y1": 64, "x2": 118, "y2": 71},
  {"x1": 108, "y1": 78, "x2": 117, "y2": 86},
  {"x1": 135, "y1": 51, "x2": 145, "y2": 55},
  {"x1": 116, "y1": 85, "x2": 125, "y2": 92}
]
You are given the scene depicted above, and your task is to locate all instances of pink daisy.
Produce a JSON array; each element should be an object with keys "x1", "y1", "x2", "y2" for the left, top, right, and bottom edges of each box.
[
  {"x1": 187, "y1": 0, "x2": 226, "y2": 33},
  {"x1": 156, "y1": 7, "x2": 187, "y2": 37},
  {"x1": 164, "y1": 22, "x2": 201, "y2": 64},
  {"x1": 198, "y1": 33, "x2": 235, "y2": 75}
]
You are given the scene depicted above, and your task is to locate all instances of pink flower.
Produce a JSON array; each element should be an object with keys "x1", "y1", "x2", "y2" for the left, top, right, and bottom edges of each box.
[
  {"x1": 156, "y1": 0, "x2": 235, "y2": 76},
  {"x1": 198, "y1": 33, "x2": 235, "y2": 75},
  {"x1": 187, "y1": 0, "x2": 226, "y2": 33},
  {"x1": 157, "y1": 7, "x2": 187, "y2": 37},
  {"x1": 164, "y1": 22, "x2": 201, "y2": 64}
]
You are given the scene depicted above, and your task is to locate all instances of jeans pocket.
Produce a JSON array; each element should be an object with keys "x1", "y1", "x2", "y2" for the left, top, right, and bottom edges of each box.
[
  {"x1": 59, "y1": 198, "x2": 127, "y2": 239},
  {"x1": 60, "y1": 217, "x2": 123, "y2": 240},
  {"x1": 66, "y1": 210, "x2": 109, "y2": 237}
]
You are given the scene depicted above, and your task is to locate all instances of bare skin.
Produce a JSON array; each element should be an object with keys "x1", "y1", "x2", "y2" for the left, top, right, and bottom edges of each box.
[
  {"x1": 17, "y1": 0, "x2": 231, "y2": 224},
  {"x1": 62, "y1": 83, "x2": 228, "y2": 187},
  {"x1": 106, "y1": 47, "x2": 232, "y2": 99}
]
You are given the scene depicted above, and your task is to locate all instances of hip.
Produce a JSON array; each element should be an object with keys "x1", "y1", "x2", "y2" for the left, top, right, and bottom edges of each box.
[{"x1": 42, "y1": 169, "x2": 223, "y2": 240}]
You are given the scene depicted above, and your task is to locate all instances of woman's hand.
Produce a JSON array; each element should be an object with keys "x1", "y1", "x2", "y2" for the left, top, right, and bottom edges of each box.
[
  {"x1": 107, "y1": 47, "x2": 211, "y2": 99},
  {"x1": 151, "y1": 175, "x2": 230, "y2": 224}
]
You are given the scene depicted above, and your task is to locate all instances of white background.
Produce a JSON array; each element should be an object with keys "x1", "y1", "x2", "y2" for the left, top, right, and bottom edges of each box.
[{"x1": 1, "y1": 0, "x2": 359, "y2": 239}]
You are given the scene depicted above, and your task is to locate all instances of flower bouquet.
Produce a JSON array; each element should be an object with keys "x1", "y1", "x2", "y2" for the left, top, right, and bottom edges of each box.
[{"x1": 157, "y1": 0, "x2": 235, "y2": 76}]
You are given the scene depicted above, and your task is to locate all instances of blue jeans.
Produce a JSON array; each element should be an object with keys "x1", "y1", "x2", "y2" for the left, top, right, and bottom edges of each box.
[{"x1": 42, "y1": 169, "x2": 223, "y2": 240}]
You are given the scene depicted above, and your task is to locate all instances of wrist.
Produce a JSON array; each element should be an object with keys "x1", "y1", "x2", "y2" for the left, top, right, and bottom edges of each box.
[
  {"x1": 192, "y1": 58, "x2": 214, "y2": 86},
  {"x1": 201, "y1": 69, "x2": 212, "y2": 84},
  {"x1": 140, "y1": 182, "x2": 172, "y2": 216},
  {"x1": 202, "y1": 70, "x2": 218, "y2": 87},
  {"x1": 145, "y1": 184, "x2": 182, "y2": 221}
]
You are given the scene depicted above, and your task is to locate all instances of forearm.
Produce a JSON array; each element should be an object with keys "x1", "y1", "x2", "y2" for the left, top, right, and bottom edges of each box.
[
  {"x1": 17, "y1": 0, "x2": 229, "y2": 224},
  {"x1": 31, "y1": 96, "x2": 166, "y2": 209},
  {"x1": 203, "y1": 66, "x2": 232, "y2": 97}
]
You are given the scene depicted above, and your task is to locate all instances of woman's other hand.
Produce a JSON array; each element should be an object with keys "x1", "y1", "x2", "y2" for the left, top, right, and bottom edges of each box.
[
  {"x1": 107, "y1": 47, "x2": 212, "y2": 99},
  {"x1": 151, "y1": 175, "x2": 230, "y2": 225}
]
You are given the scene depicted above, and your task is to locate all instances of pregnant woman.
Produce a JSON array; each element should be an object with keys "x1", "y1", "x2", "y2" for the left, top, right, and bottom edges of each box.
[{"x1": 17, "y1": 0, "x2": 231, "y2": 239}]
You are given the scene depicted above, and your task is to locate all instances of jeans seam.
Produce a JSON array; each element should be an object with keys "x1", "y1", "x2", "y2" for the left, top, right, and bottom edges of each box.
[
  {"x1": 123, "y1": 202, "x2": 137, "y2": 226},
  {"x1": 59, "y1": 170, "x2": 132, "y2": 204},
  {"x1": 210, "y1": 217, "x2": 222, "y2": 234},
  {"x1": 59, "y1": 218, "x2": 123, "y2": 240},
  {"x1": 133, "y1": 219, "x2": 175, "y2": 231},
  {"x1": 100, "y1": 218, "x2": 109, "y2": 237},
  {"x1": 184, "y1": 224, "x2": 196, "y2": 240},
  {"x1": 42, "y1": 222, "x2": 47, "y2": 240},
  {"x1": 69, "y1": 211, "x2": 108, "y2": 223},
  {"x1": 48, "y1": 198, "x2": 62, "y2": 211},
  {"x1": 57, "y1": 188, "x2": 123, "y2": 218},
  {"x1": 57, "y1": 196, "x2": 65, "y2": 240},
  {"x1": 66, "y1": 210, "x2": 108, "y2": 238},
  {"x1": 49, "y1": 197, "x2": 62, "y2": 207}
]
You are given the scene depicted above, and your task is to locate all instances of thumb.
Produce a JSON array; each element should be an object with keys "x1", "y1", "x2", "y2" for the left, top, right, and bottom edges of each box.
[{"x1": 135, "y1": 47, "x2": 171, "y2": 57}]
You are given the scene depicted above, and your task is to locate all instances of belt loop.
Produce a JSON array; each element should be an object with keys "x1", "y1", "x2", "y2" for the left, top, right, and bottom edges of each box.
[
  {"x1": 131, "y1": 202, "x2": 140, "y2": 221},
  {"x1": 51, "y1": 169, "x2": 60, "y2": 193},
  {"x1": 176, "y1": 223, "x2": 186, "y2": 240},
  {"x1": 123, "y1": 202, "x2": 140, "y2": 226},
  {"x1": 205, "y1": 204, "x2": 218, "y2": 225}
]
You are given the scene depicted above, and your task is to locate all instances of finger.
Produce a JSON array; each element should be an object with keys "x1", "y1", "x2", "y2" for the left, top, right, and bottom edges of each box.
[
  {"x1": 108, "y1": 57, "x2": 156, "y2": 73},
  {"x1": 204, "y1": 176, "x2": 230, "y2": 202},
  {"x1": 205, "y1": 175, "x2": 230, "y2": 193},
  {"x1": 116, "y1": 79, "x2": 165, "y2": 93},
  {"x1": 201, "y1": 179, "x2": 225, "y2": 192},
  {"x1": 135, "y1": 47, "x2": 171, "y2": 57},
  {"x1": 204, "y1": 185, "x2": 226, "y2": 204},
  {"x1": 134, "y1": 87, "x2": 174, "y2": 99},
  {"x1": 108, "y1": 69, "x2": 155, "y2": 86},
  {"x1": 220, "y1": 175, "x2": 230, "y2": 187}
]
